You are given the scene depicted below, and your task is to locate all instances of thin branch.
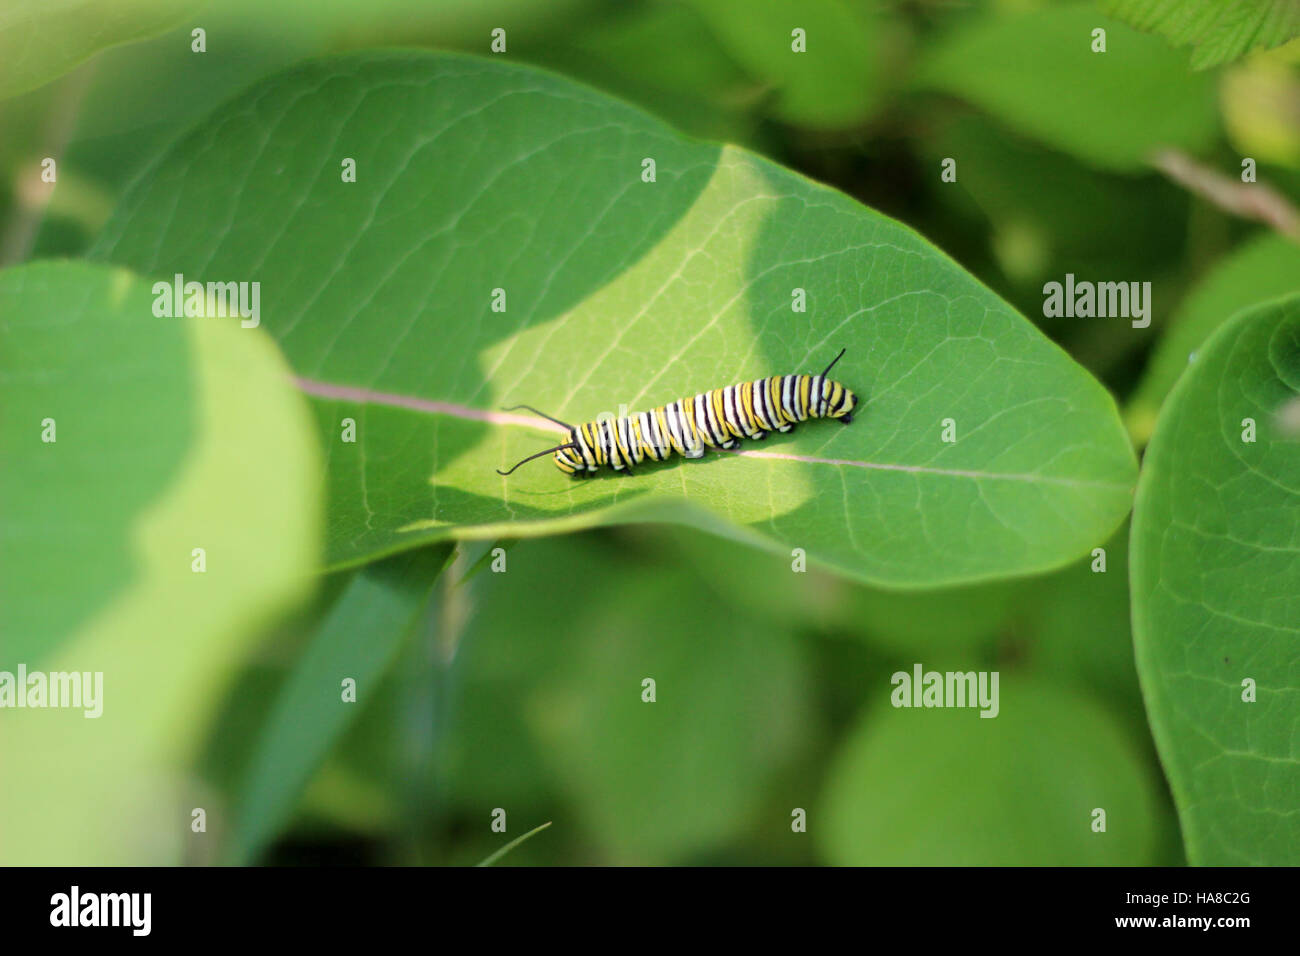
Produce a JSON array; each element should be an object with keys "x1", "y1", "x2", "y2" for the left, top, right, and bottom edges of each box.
[
  {"x1": 0, "y1": 60, "x2": 98, "y2": 265},
  {"x1": 1151, "y1": 148, "x2": 1300, "y2": 240}
]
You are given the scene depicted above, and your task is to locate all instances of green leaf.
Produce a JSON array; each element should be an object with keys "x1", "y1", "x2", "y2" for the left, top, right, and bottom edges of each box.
[
  {"x1": 1127, "y1": 234, "x2": 1300, "y2": 445},
  {"x1": 516, "y1": 1, "x2": 761, "y2": 145},
  {"x1": 0, "y1": 0, "x2": 203, "y2": 99},
  {"x1": 1019, "y1": 519, "x2": 1189, "y2": 862},
  {"x1": 1100, "y1": 0, "x2": 1300, "y2": 69},
  {"x1": 1220, "y1": 53, "x2": 1300, "y2": 168},
  {"x1": 689, "y1": 0, "x2": 882, "y2": 128},
  {"x1": 918, "y1": 113, "x2": 1189, "y2": 282},
  {"x1": 915, "y1": 4, "x2": 1219, "y2": 171},
  {"x1": 229, "y1": 544, "x2": 452, "y2": 864},
  {"x1": 657, "y1": 522, "x2": 1026, "y2": 654},
  {"x1": 446, "y1": 533, "x2": 814, "y2": 863},
  {"x1": 818, "y1": 676, "x2": 1162, "y2": 864},
  {"x1": 1027, "y1": 522, "x2": 1147, "y2": 729},
  {"x1": 0, "y1": 260, "x2": 320, "y2": 864},
  {"x1": 838, "y1": 577, "x2": 1027, "y2": 657},
  {"x1": 1130, "y1": 294, "x2": 1300, "y2": 865},
  {"x1": 92, "y1": 50, "x2": 1136, "y2": 588}
]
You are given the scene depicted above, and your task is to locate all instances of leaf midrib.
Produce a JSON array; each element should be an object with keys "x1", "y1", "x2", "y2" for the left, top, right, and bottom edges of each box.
[{"x1": 295, "y1": 374, "x2": 1132, "y2": 490}]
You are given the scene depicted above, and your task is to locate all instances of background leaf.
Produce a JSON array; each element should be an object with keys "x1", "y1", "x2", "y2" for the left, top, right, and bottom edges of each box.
[
  {"x1": 662, "y1": 520, "x2": 1029, "y2": 656},
  {"x1": 1131, "y1": 293, "x2": 1300, "y2": 864},
  {"x1": 914, "y1": 4, "x2": 1219, "y2": 171},
  {"x1": 442, "y1": 533, "x2": 814, "y2": 864},
  {"x1": 92, "y1": 50, "x2": 1136, "y2": 588},
  {"x1": 1220, "y1": 49, "x2": 1300, "y2": 168},
  {"x1": 0, "y1": 260, "x2": 320, "y2": 864},
  {"x1": 689, "y1": 0, "x2": 883, "y2": 128},
  {"x1": 1100, "y1": 0, "x2": 1300, "y2": 69},
  {"x1": 1026, "y1": 521, "x2": 1149, "y2": 732},
  {"x1": 0, "y1": 0, "x2": 204, "y2": 99},
  {"x1": 229, "y1": 544, "x2": 452, "y2": 863},
  {"x1": 818, "y1": 675, "x2": 1163, "y2": 865}
]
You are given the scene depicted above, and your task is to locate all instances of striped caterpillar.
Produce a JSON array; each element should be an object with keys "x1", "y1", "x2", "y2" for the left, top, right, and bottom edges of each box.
[{"x1": 497, "y1": 348, "x2": 857, "y2": 476}]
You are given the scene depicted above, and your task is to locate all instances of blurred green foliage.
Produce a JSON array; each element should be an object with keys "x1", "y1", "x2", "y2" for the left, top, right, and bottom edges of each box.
[
  {"x1": 4, "y1": 0, "x2": 1300, "y2": 865},
  {"x1": 914, "y1": 4, "x2": 1220, "y2": 171}
]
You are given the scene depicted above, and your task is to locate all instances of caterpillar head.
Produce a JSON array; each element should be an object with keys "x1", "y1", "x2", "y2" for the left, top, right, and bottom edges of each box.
[{"x1": 822, "y1": 378, "x2": 858, "y2": 423}]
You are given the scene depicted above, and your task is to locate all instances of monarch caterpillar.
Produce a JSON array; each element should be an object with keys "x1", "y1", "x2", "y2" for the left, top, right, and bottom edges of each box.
[{"x1": 497, "y1": 348, "x2": 857, "y2": 476}]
